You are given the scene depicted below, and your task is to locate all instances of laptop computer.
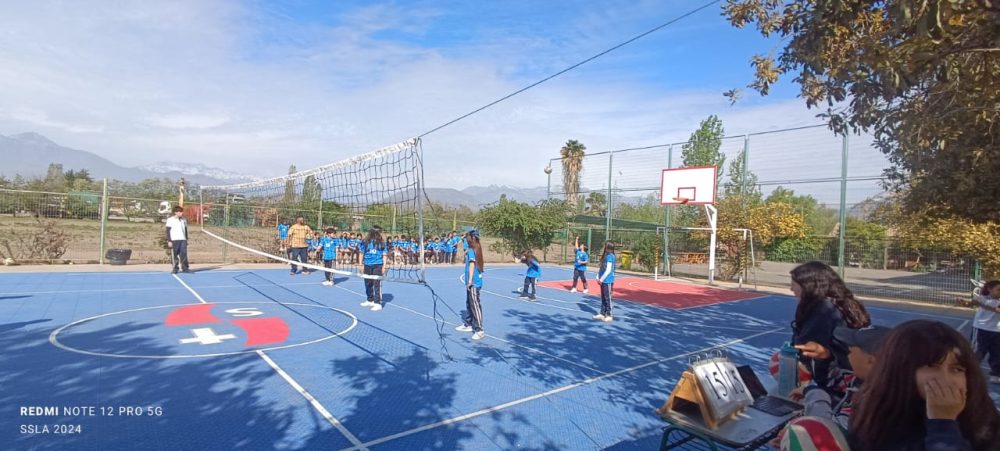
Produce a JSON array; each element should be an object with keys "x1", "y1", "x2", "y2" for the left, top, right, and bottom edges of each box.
[{"x1": 737, "y1": 365, "x2": 803, "y2": 416}]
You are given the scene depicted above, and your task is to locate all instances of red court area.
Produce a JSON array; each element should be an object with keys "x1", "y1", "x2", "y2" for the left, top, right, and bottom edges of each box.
[{"x1": 537, "y1": 277, "x2": 762, "y2": 309}]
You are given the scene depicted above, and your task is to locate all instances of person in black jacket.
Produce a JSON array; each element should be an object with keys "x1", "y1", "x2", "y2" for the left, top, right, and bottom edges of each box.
[
  {"x1": 789, "y1": 261, "x2": 870, "y2": 394},
  {"x1": 850, "y1": 320, "x2": 1000, "y2": 451}
]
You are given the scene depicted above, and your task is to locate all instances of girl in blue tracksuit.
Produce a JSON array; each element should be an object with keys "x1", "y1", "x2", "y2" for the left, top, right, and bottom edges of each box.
[
  {"x1": 520, "y1": 250, "x2": 540, "y2": 301},
  {"x1": 358, "y1": 226, "x2": 388, "y2": 311},
  {"x1": 571, "y1": 236, "x2": 589, "y2": 293},
  {"x1": 455, "y1": 230, "x2": 486, "y2": 340},
  {"x1": 595, "y1": 242, "x2": 616, "y2": 321}
]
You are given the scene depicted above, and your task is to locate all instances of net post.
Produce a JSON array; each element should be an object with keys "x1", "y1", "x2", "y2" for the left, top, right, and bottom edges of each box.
[
  {"x1": 837, "y1": 133, "x2": 849, "y2": 276},
  {"x1": 416, "y1": 139, "x2": 426, "y2": 282},
  {"x1": 606, "y1": 152, "x2": 613, "y2": 241}
]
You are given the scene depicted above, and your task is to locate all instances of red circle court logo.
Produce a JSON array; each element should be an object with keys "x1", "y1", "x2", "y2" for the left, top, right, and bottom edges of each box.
[{"x1": 49, "y1": 302, "x2": 357, "y2": 359}]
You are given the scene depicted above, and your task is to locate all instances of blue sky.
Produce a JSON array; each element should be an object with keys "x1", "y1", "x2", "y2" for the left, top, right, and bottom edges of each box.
[{"x1": 0, "y1": 0, "x2": 880, "y2": 189}]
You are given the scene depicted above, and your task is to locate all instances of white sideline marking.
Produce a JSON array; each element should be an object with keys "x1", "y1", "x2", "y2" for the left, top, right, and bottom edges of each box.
[
  {"x1": 0, "y1": 281, "x2": 328, "y2": 296},
  {"x1": 958, "y1": 320, "x2": 970, "y2": 332},
  {"x1": 172, "y1": 274, "x2": 206, "y2": 304},
  {"x1": 169, "y1": 275, "x2": 366, "y2": 449},
  {"x1": 342, "y1": 326, "x2": 785, "y2": 451},
  {"x1": 257, "y1": 350, "x2": 367, "y2": 450}
]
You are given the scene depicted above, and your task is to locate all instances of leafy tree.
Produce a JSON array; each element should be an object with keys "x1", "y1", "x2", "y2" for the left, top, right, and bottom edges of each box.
[
  {"x1": 283, "y1": 165, "x2": 297, "y2": 203},
  {"x1": 681, "y1": 115, "x2": 726, "y2": 177},
  {"x1": 43, "y1": 163, "x2": 66, "y2": 192},
  {"x1": 878, "y1": 202, "x2": 1000, "y2": 277},
  {"x1": 478, "y1": 197, "x2": 570, "y2": 257},
  {"x1": 559, "y1": 140, "x2": 586, "y2": 209},
  {"x1": 714, "y1": 195, "x2": 808, "y2": 279},
  {"x1": 301, "y1": 174, "x2": 321, "y2": 205},
  {"x1": 616, "y1": 194, "x2": 665, "y2": 224},
  {"x1": 724, "y1": 0, "x2": 1000, "y2": 222},
  {"x1": 765, "y1": 187, "x2": 839, "y2": 235},
  {"x1": 584, "y1": 191, "x2": 606, "y2": 217},
  {"x1": 724, "y1": 150, "x2": 759, "y2": 197},
  {"x1": 844, "y1": 217, "x2": 887, "y2": 268}
]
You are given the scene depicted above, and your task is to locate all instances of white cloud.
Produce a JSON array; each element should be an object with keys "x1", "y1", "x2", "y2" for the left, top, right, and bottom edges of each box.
[{"x1": 0, "y1": 0, "x2": 883, "y2": 190}]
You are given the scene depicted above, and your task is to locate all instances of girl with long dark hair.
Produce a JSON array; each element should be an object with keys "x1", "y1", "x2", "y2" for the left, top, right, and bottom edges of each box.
[
  {"x1": 455, "y1": 230, "x2": 486, "y2": 340},
  {"x1": 850, "y1": 320, "x2": 1000, "y2": 450},
  {"x1": 358, "y1": 226, "x2": 388, "y2": 311},
  {"x1": 789, "y1": 261, "x2": 870, "y2": 391},
  {"x1": 594, "y1": 241, "x2": 616, "y2": 322}
]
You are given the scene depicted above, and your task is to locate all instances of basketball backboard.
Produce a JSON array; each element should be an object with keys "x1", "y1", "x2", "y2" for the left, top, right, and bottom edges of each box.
[{"x1": 660, "y1": 166, "x2": 717, "y2": 205}]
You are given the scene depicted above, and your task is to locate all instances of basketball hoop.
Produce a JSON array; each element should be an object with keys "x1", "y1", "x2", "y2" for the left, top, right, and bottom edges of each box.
[{"x1": 672, "y1": 197, "x2": 690, "y2": 204}]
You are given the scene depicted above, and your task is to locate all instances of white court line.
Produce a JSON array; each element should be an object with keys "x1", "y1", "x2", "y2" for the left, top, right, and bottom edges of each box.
[
  {"x1": 169, "y1": 274, "x2": 366, "y2": 449},
  {"x1": 342, "y1": 326, "x2": 785, "y2": 451},
  {"x1": 172, "y1": 274, "x2": 206, "y2": 304},
  {"x1": 257, "y1": 350, "x2": 367, "y2": 450},
  {"x1": 0, "y1": 281, "x2": 330, "y2": 296},
  {"x1": 65, "y1": 270, "x2": 251, "y2": 276},
  {"x1": 958, "y1": 320, "x2": 970, "y2": 332}
]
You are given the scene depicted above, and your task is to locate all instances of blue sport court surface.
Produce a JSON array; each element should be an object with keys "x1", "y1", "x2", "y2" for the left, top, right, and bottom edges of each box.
[{"x1": 1, "y1": 265, "x2": 996, "y2": 450}]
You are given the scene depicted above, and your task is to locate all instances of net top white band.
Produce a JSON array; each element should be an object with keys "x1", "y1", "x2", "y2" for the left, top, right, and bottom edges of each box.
[{"x1": 202, "y1": 138, "x2": 419, "y2": 191}]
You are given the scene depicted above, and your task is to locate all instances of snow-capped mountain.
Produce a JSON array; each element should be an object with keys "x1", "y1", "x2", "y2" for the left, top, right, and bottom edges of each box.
[{"x1": 139, "y1": 161, "x2": 258, "y2": 183}]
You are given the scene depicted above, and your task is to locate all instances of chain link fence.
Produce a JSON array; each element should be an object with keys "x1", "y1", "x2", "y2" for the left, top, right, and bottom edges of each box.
[{"x1": 546, "y1": 125, "x2": 980, "y2": 305}]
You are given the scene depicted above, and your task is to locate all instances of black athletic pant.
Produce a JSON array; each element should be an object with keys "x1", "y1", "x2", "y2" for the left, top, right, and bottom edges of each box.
[
  {"x1": 323, "y1": 259, "x2": 334, "y2": 282},
  {"x1": 465, "y1": 286, "x2": 484, "y2": 332},
  {"x1": 572, "y1": 268, "x2": 588, "y2": 290},
  {"x1": 364, "y1": 264, "x2": 383, "y2": 304},
  {"x1": 522, "y1": 277, "x2": 536, "y2": 297},
  {"x1": 171, "y1": 240, "x2": 189, "y2": 272},
  {"x1": 975, "y1": 328, "x2": 1000, "y2": 376},
  {"x1": 600, "y1": 282, "x2": 613, "y2": 317},
  {"x1": 289, "y1": 247, "x2": 308, "y2": 273}
]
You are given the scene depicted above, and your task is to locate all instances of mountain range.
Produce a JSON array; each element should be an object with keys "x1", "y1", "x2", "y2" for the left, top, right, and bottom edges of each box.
[{"x1": 0, "y1": 132, "x2": 549, "y2": 207}]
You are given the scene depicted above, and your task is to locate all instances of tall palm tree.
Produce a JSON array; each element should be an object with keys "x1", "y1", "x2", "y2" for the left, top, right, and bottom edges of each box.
[{"x1": 559, "y1": 140, "x2": 586, "y2": 209}]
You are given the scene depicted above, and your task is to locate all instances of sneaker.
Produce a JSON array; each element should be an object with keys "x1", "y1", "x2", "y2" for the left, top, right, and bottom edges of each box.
[
  {"x1": 471, "y1": 331, "x2": 485, "y2": 340},
  {"x1": 171, "y1": 269, "x2": 178, "y2": 274},
  {"x1": 602, "y1": 315, "x2": 613, "y2": 322},
  {"x1": 370, "y1": 304, "x2": 382, "y2": 312},
  {"x1": 583, "y1": 289, "x2": 589, "y2": 294},
  {"x1": 990, "y1": 375, "x2": 1000, "y2": 384},
  {"x1": 302, "y1": 270, "x2": 312, "y2": 275},
  {"x1": 570, "y1": 288, "x2": 578, "y2": 293},
  {"x1": 290, "y1": 272, "x2": 297, "y2": 276},
  {"x1": 322, "y1": 280, "x2": 333, "y2": 286},
  {"x1": 529, "y1": 296, "x2": 537, "y2": 301},
  {"x1": 455, "y1": 324, "x2": 473, "y2": 332},
  {"x1": 592, "y1": 314, "x2": 606, "y2": 320},
  {"x1": 360, "y1": 300, "x2": 374, "y2": 307}
]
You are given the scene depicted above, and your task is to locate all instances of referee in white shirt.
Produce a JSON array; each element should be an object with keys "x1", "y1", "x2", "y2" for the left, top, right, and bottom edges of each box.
[{"x1": 165, "y1": 206, "x2": 192, "y2": 274}]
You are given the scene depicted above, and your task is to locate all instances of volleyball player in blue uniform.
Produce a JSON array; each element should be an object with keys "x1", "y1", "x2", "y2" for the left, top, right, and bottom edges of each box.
[
  {"x1": 595, "y1": 242, "x2": 616, "y2": 322},
  {"x1": 520, "y1": 250, "x2": 540, "y2": 301},
  {"x1": 277, "y1": 221, "x2": 290, "y2": 256},
  {"x1": 456, "y1": 230, "x2": 486, "y2": 340},
  {"x1": 320, "y1": 228, "x2": 338, "y2": 286},
  {"x1": 571, "y1": 236, "x2": 589, "y2": 293},
  {"x1": 358, "y1": 226, "x2": 388, "y2": 311}
]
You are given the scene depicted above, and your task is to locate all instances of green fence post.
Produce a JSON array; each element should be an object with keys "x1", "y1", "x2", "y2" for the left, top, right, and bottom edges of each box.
[
  {"x1": 974, "y1": 260, "x2": 983, "y2": 281},
  {"x1": 587, "y1": 228, "x2": 592, "y2": 256},
  {"x1": 223, "y1": 194, "x2": 230, "y2": 264},
  {"x1": 99, "y1": 178, "x2": 108, "y2": 264},
  {"x1": 606, "y1": 152, "x2": 614, "y2": 242},
  {"x1": 837, "y1": 133, "x2": 849, "y2": 276}
]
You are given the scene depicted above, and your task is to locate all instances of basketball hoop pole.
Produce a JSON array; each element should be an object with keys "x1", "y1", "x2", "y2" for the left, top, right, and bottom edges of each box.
[{"x1": 705, "y1": 204, "x2": 717, "y2": 285}]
